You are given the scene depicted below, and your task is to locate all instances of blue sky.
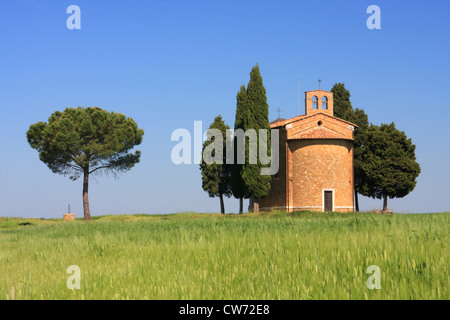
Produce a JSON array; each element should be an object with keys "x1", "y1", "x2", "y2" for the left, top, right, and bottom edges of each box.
[{"x1": 0, "y1": 0, "x2": 449, "y2": 218}]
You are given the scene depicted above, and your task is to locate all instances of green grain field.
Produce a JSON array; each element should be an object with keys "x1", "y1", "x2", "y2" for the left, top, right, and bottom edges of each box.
[{"x1": 0, "y1": 211, "x2": 448, "y2": 300}]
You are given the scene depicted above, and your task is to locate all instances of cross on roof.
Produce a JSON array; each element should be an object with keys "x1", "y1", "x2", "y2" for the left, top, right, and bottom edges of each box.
[
  {"x1": 275, "y1": 107, "x2": 283, "y2": 118},
  {"x1": 318, "y1": 79, "x2": 322, "y2": 90}
]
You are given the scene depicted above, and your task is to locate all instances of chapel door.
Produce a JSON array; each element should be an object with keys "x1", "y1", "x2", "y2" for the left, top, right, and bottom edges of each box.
[{"x1": 324, "y1": 191, "x2": 333, "y2": 211}]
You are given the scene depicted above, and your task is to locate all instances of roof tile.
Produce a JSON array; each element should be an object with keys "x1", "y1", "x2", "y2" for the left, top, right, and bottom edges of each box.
[{"x1": 289, "y1": 126, "x2": 350, "y2": 140}]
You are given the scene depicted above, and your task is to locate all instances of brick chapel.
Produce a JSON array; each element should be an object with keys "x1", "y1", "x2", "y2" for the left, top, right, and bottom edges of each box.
[{"x1": 259, "y1": 89, "x2": 357, "y2": 212}]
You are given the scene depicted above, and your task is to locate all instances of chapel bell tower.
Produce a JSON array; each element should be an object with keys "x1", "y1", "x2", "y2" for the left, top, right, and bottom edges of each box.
[{"x1": 305, "y1": 90, "x2": 334, "y2": 116}]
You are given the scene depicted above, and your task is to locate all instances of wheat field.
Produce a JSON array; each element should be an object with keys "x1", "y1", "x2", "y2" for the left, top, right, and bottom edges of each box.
[{"x1": 0, "y1": 211, "x2": 448, "y2": 300}]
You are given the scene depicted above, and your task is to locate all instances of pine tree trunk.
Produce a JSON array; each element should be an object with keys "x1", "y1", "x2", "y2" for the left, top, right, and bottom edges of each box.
[
  {"x1": 239, "y1": 197, "x2": 243, "y2": 214},
  {"x1": 83, "y1": 168, "x2": 90, "y2": 221},
  {"x1": 383, "y1": 194, "x2": 388, "y2": 211},
  {"x1": 355, "y1": 187, "x2": 360, "y2": 212},
  {"x1": 219, "y1": 193, "x2": 225, "y2": 214}
]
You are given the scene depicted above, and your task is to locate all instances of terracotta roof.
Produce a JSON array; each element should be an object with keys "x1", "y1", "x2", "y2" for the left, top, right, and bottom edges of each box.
[
  {"x1": 270, "y1": 118, "x2": 286, "y2": 125},
  {"x1": 270, "y1": 112, "x2": 358, "y2": 128},
  {"x1": 270, "y1": 115, "x2": 303, "y2": 128},
  {"x1": 289, "y1": 126, "x2": 351, "y2": 140}
]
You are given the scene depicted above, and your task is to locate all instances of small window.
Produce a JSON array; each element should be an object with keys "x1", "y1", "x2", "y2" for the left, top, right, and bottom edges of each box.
[
  {"x1": 312, "y1": 96, "x2": 318, "y2": 109},
  {"x1": 318, "y1": 121, "x2": 323, "y2": 126},
  {"x1": 322, "y1": 96, "x2": 328, "y2": 110}
]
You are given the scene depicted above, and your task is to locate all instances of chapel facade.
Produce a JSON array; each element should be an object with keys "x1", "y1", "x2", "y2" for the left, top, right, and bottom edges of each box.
[{"x1": 259, "y1": 89, "x2": 357, "y2": 212}]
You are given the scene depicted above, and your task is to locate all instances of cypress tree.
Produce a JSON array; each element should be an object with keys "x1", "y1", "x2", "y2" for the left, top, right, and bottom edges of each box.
[
  {"x1": 352, "y1": 108, "x2": 369, "y2": 211},
  {"x1": 230, "y1": 85, "x2": 249, "y2": 213},
  {"x1": 199, "y1": 115, "x2": 232, "y2": 214},
  {"x1": 331, "y1": 83, "x2": 369, "y2": 211},
  {"x1": 332, "y1": 83, "x2": 354, "y2": 121},
  {"x1": 241, "y1": 64, "x2": 272, "y2": 212}
]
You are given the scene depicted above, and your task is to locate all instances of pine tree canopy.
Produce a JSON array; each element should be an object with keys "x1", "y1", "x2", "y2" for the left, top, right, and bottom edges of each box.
[
  {"x1": 26, "y1": 107, "x2": 144, "y2": 180},
  {"x1": 359, "y1": 122, "x2": 421, "y2": 200}
]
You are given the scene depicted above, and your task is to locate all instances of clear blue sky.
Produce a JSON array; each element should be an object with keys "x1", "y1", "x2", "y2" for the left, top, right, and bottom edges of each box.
[{"x1": 0, "y1": 0, "x2": 449, "y2": 218}]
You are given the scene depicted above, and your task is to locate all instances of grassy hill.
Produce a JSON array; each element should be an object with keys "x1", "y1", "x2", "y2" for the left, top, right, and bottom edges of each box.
[{"x1": 0, "y1": 211, "x2": 448, "y2": 299}]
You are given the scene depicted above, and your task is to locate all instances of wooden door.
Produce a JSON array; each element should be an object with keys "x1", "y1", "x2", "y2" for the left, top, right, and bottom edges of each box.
[{"x1": 324, "y1": 191, "x2": 333, "y2": 211}]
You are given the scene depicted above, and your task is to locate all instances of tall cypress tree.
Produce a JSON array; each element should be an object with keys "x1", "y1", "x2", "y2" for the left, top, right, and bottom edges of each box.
[
  {"x1": 332, "y1": 83, "x2": 354, "y2": 121},
  {"x1": 230, "y1": 85, "x2": 248, "y2": 213},
  {"x1": 241, "y1": 64, "x2": 272, "y2": 212},
  {"x1": 331, "y1": 83, "x2": 369, "y2": 212}
]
